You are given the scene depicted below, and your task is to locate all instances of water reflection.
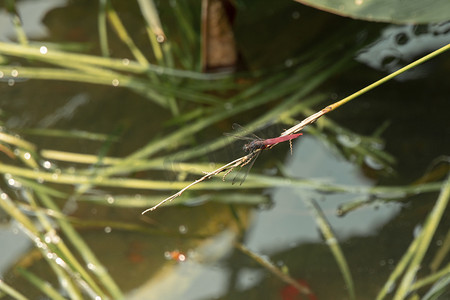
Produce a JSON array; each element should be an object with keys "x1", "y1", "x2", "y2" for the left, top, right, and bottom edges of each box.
[
  {"x1": 39, "y1": 46, "x2": 48, "y2": 54},
  {"x1": 37, "y1": 93, "x2": 89, "y2": 128},
  {"x1": 0, "y1": 0, "x2": 447, "y2": 298},
  {"x1": 129, "y1": 230, "x2": 235, "y2": 300},
  {"x1": 245, "y1": 136, "x2": 401, "y2": 254},
  {"x1": 0, "y1": 1, "x2": 67, "y2": 41},
  {"x1": 356, "y1": 22, "x2": 450, "y2": 80}
]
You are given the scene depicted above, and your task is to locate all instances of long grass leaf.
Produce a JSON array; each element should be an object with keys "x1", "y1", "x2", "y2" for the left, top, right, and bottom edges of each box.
[
  {"x1": 24, "y1": 189, "x2": 107, "y2": 299},
  {"x1": 106, "y1": 0, "x2": 149, "y2": 66},
  {"x1": 0, "y1": 162, "x2": 444, "y2": 198},
  {"x1": 320, "y1": 43, "x2": 450, "y2": 112},
  {"x1": 0, "y1": 42, "x2": 226, "y2": 80},
  {"x1": 0, "y1": 131, "x2": 36, "y2": 153},
  {"x1": 410, "y1": 262, "x2": 450, "y2": 293},
  {"x1": 421, "y1": 270, "x2": 450, "y2": 300},
  {"x1": 98, "y1": 0, "x2": 110, "y2": 57},
  {"x1": 0, "y1": 65, "x2": 172, "y2": 107},
  {"x1": 392, "y1": 174, "x2": 450, "y2": 300},
  {"x1": 0, "y1": 191, "x2": 94, "y2": 299},
  {"x1": 303, "y1": 198, "x2": 355, "y2": 300},
  {"x1": 22, "y1": 128, "x2": 119, "y2": 141},
  {"x1": 0, "y1": 278, "x2": 28, "y2": 300},
  {"x1": 137, "y1": 0, "x2": 165, "y2": 63},
  {"x1": 36, "y1": 192, "x2": 123, "y2": 299},
  {"x1": 0, "y1": 64, "x2": 221, "y2": 106},
  {"x1": 17, "y1": 268, "x2": 68, "y2": 300},
  {"x1": 46, "y1": 260, "x2": 83, "y2": 300},
  {"x1": 235, "y1": 242, "x2": 315, "y2": 297},
  {"x1": 78, "y1": 192, "x2": 267, "y2": 208},
  {"x1": 0, "y1": 191, "x2": 40, "y2": 236},
  {"x1": 5, "y1": 0, "x2": 28, "y2": 46}
]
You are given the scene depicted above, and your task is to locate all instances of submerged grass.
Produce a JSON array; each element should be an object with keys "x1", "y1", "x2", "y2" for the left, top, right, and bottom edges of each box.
[
  {"x1": 0, "y1": 278, "x2": 28, "y2": 300},
  {"x1": 303, "y1": 198, "x2": 355, "y2": 300},
  {"x1": 235, "y1": 242, "x2": 316, "y2": 298},
  {"x1": 16, "y1": 267, "x2": 67, "y2": 300},
  {"x1": 0, "y1": 1, "x2": 449, "y2": 299},
  {"x1": 392, "y1": 174, "x2": 450, "y2": 300},
  {"x1": 376, "y1": 174, "x2": 450, "y2": 300},
  {"x1": 0, "y1": 190, "x2": 114, "y2": 299}
]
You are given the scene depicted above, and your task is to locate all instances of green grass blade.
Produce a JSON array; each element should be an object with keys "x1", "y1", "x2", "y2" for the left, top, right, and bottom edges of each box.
[
  {"x1": 0, "y1": 160, "x2": 444, "y2": 199},
  {"x1": 137, "y1": 0, "x2": 165, "y2": 63},
  {"x1": 22, "y1": 128, "x2": 119, "y2": 141},
  {"x1": 106, "y1": 0, "x2": 149, "y2": 66},
  {"x1": 0, "y1": 191, "x2": 40, "y2": 236},
  {"x1": 5, "y1": 0, "x2": 28, "y2": 46},
  {"x1": 0, "y1": 278, "x2": 28, "y2": 300},
  {"x1": 235, "y1": 242, "x2": 315, "y2": 297},
  {"x1": 26, "y1": 190, "x2": 108, "y2": 299},
  {"x1": 0, "y1": 65, "x2": 172, "y2": 107},
  {"x1": 420, "y1": 269, "x2": 450, "y2": 300},
  {"x1": 16, "y1": 268, "x2": 68, "y2": 300},
  {"x1": 0, "y1": 190, "x2": 94, "y2": 299},
  {"x1": 0, "y1": 41, "x2": 231, "y2": 80},
  {"x1": 410, "y1": 262, "x2": 450, "y2": 294},
  {"x1": 0, "y1": 131, "x2": 36, "y2": 153},
  {"x1": 36, "y1": 192, "x2": 123, "y2": 299},
  {"x1": 78, "y1": 192, "x2": 268, "y2": 208},
  {"x1": 393, "y1": 174, "x2": 450, "y2": 300},
  {"x1": 325, "y1": 43, "x2": 450, "y2": 112},
  {"x1": 303, "y1": 198, "x2": 356, "y2": 300},
  {"x1": 98, "y1": 0, "x2": 110, "y2": 57}
]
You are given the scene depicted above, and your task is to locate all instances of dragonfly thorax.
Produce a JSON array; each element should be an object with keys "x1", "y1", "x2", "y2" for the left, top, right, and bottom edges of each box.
[{"x1": 243, "y1": 140, "x2": 266, "y2": 153}]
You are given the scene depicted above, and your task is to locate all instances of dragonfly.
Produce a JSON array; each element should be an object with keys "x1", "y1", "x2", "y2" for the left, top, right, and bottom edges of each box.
[{"x1": 225, "y1": 123, "x2": 302, "y2": 185}]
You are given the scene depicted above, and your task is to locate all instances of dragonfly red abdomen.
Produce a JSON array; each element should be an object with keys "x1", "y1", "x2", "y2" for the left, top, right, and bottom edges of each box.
[
  {"x1": 243, "y1": 133, "x2": 303, "y2": 153},
  {"x1": 262, "y1": 133, "x2": 303, "y2": 147}
]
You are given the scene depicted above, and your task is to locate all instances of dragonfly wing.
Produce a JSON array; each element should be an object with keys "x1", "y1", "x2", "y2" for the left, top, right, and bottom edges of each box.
[
  {"x1": 224, "y1": 132, "x2": 255, "y2": 141},
  {"x1": 232, "y1": 123, "x2": 247, "y2": 131},
  {"x1": 238, "y1": 151, "x2": 260, "y2": 185},
  {"x1": 232, "y1": 123, "x2": 261, "y2": 140}
]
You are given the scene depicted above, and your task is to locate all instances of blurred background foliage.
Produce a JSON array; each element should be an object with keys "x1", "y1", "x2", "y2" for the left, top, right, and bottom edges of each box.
[{"x1": 0, "y1": 0, "x2": 449, "y2": 299}]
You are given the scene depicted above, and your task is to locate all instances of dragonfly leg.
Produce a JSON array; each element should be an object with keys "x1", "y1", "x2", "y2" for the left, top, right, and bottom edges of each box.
[
  {"x1": 222, "y1": 167, "x2": 234, "y2": 181},
  {"x1": 236, "y1": 151, "x2": 260, "y2": 185}
]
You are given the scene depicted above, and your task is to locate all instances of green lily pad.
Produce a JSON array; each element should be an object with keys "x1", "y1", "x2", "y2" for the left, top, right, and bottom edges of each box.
[{"x1": 295, "y1": 0, "x2": 450, "y2": 24}]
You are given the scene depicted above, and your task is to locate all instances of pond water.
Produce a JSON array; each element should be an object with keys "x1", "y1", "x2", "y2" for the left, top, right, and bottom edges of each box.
[{"x1": 0, "y1": 1, "x2": 449, "y2": 300}]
